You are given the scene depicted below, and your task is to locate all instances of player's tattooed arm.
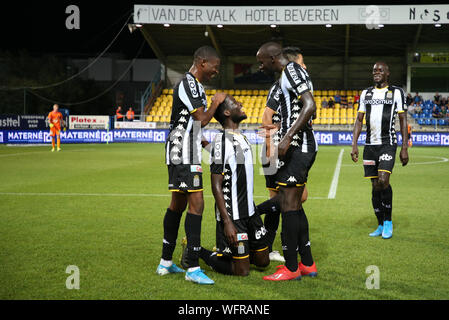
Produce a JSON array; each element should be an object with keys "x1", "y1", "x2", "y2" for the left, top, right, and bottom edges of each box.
[
  {"x1": 211, "y1": 173, "x2": 238, "y2": 247},
  {"x1": 278, "y1": 91, "x2": 316, "y2": 158},
  {"x1": 351, "y1": 112, "x2": 365, "y2": 162}
]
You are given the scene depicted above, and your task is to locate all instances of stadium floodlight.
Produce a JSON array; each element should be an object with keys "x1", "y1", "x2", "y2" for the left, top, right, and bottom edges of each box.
[
  {"x1": 163, "y1": 23, "x2": 170, "y2": 27},
  {"x1": 270, "y1": 24, "x2": 277, "y2": 28},
  {"x1": 135, "y1": 24, "x2": 143, "y2": 28},
  {"x1": 378, "y1": 24, "x2": 384, "y2": 28},
  {"x1": 325, "y1": 24, "x2": 332, "y2": 28},
  {"x1": 217, "y1": 24, "x2": 223, "y2": 28},
  {"x1": 435, "y1": 24, "x2": 442, "y2": 27},
  {"x1": 128, "y1": 23, "x2": 137, "y2": 33}
]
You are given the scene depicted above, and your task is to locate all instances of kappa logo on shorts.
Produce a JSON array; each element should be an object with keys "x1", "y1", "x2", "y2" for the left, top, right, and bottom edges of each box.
[
  {"x1": 379, "y1": 153, "x2": 393, "y2": 161},
  {"x1": 179, "y1": 182, "x2": 188, "y2": 189},
  {"x1": 287, "y1": 176, "x2": 297, "y2": 183}
]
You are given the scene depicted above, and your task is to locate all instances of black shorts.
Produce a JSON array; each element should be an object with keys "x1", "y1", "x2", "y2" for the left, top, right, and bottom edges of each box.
[
  {"x1": 276, "y1": 148, "x2": 317, "y2": 187},
  {"x1": 363, "y1": 144, "x2": 397, "y2": 178},
  {"x1": 215, "y1": 214, "x2": 268, "y2": 260},
  {"x1": 167, "y1": 164, "x2": 203, "y2": 192}
]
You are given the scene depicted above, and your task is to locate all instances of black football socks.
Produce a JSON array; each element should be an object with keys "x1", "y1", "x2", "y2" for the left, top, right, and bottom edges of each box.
[
  {"x1": 184, "y1": 212, "x2": 202, "y2": 269},
  {"x1": 297, "y1": 208, "x2": 313, "y2": 267},
  {"x1": 256, "y1": 197, "x2": 281, "y2": 252},
  {"x1": 199, "y1": 248, "x2": 233, "y2": 275},
  {"x1": 281, "y1": 211, "x2": 300, "y2": 272},
  {"x1": 381, "y1": 185, "x2": 393, "y2": 221},
  {"x1": 161, "y1": 208, "x2": 183, "y2": 261},
  {"x1": 372, "y1": 189, "x2": 384, "y2": 226}
]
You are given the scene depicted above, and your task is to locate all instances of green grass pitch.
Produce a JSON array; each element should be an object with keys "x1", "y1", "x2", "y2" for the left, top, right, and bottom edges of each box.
[{"x1": 1, "y1": 143, "x2": 448, "y2": 300}]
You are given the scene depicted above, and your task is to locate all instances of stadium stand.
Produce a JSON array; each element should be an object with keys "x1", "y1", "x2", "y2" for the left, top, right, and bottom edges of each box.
[{"x1": 146, "y1": 88, "x2": 365, "y2": 127}]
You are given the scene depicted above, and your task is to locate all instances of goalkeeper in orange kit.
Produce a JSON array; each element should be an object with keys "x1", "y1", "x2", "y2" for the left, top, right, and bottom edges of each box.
[{"x1": 47, "y1": 104, "x2": 65, "y2": 152}]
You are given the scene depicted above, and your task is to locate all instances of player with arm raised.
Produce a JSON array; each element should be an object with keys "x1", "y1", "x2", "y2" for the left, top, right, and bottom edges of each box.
[
  {"x1": 351, "y1": 62, "x2": 409, "y2": 239},
  {"x1": 257, "y1": 46, "x2": 311, "y2": 263},
  {"x1": 156, "y1": 46, "x2": 226, "y2": 285},
  {"x1": 256, "y1": 42, "x2": 318, "y2": 281}
]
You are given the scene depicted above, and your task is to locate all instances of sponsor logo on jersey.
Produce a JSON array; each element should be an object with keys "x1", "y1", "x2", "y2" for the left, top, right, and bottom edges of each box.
[
  {"x1": 287, "y1": 63, "x2": 300, "y2": 84},
  {"x1": 186, "y1": 74, "x2": 198, "y2": 98},
  {"x1": 363, "y1": 99, "x2": 393, "y2": 105}
]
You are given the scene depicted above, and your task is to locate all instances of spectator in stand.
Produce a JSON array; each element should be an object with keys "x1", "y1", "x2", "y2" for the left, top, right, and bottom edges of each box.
[
  {"x1": 406, "y1": 93, "x2": 413, "y2": 108},
  {"x1": 116, "y1": 106, "x2": 124, "y2": 121},
  {"x1": 328, "y1": 97, "x2": 335, "y2": 108},
  {"x1": 434, "y1": 92, "x2": 441, "y2": 105},
  {"x1": 334, "y1": 93, "x2": 341, "y2": 104},
  {"x1": 321, "y1": 97, "x2": 328, "y2": 108},
  {"x1": 126, "y1": 107, "x2": 135, "y2": 121},
  {"x1": 413, "y1": 92, "x2": 423, "y2": 105},
  {"x1": 354, "y1": 92, "x2": 360, "y2": 104},
  {"x1": 414, "y1": 101, "x2": 423, "y2": 114},
  {"x1": 441, "y1": 105, "x2": 447, "y2": 118},
  {"x1": 432, "y1": 105, "x2": 441, "y2": 118},
  {"x1": 347, "y1": 101, "x2": 354, "y2": 109},
  {"x1": 441, "y1": 96, "x2": 448, "y2": 108},
  {"x1": 340, "y1": 95, "x2": 348, "y2": 108}
]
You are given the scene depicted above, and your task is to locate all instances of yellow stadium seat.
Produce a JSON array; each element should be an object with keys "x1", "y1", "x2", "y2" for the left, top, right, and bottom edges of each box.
[
  {"x1": 168, "y1": 89, "x2": 174, "y2": 94},
  {"x1": 146, "y1": 116, "x2": 153, "y2": 122},
  {"x1": 162, "y1": 89, "x2": 169, "y2": 94},
  {"x1": 153, "y1": 116, "x2": 161, "y2": 122}
]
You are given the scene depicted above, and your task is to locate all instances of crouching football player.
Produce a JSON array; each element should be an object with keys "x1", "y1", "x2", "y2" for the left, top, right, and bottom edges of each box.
[{"x1": 184, "y1": 95, "x2": 270, "y2": 276}]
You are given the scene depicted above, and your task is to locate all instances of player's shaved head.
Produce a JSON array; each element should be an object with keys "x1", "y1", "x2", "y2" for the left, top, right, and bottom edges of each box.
[
  {"x1": 256, "y1": 41, "x2": 286, "y2": 75},
  {"x1": 53, "y1": 104, "x2": 59, "y2": 111},
  {"x1": 373, "y1": 61, "x2": 390, "y2": 87},
  {"x1": 193, "y1": 46, "x2": 219, "y2": 64},
  {"x1": 257, "y1": 41, "x2": 282, "y2": 58},
  {"x1": 374, "y1": 61, "x2": 389, "y2": 71}
]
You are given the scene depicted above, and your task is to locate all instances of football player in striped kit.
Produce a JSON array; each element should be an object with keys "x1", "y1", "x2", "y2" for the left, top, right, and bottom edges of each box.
[
  {"x1": 351, "y1": 61, "x2": 409, "y2": 239},
  {"x1": 256, "y1": 42, "x2": 318, "y2": 281},
  {"x1": 156, "y1": 46, "x2": 226, "y2": 285},
  {"x1": 193, "y1": 95, "x2": 270, "y2": 277}
]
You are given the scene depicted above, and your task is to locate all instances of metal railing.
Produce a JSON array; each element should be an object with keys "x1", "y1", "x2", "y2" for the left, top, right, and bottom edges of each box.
[{"x1": 140, "y1": 68, "x2": 162, "y2": 116}]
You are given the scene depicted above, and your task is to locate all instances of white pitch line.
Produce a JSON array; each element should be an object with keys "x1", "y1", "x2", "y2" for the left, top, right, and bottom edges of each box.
[
  {"x1": 327, "y1": 148, "x2": 344, "y2": 199},
  {"x1": 0, "y1": 192, "x2": 326, "y2": 200}
]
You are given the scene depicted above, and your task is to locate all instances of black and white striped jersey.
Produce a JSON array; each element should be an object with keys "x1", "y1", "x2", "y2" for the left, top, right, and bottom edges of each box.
[
  {"x1": 165, "y1": 72, "x2": 207, "y2": 165},
  {"x1": 266, "y1": 62, "x2": 317, "y2": 153},
  {"x1": 358, "y1": 85, "x2": 407, "y2": 146},
  {"x1": 210, "y1": 131, "x2": 255, "y2": 221},
  {"x1": 266, "y1": 81, "x2": 281, "y2": 145}
]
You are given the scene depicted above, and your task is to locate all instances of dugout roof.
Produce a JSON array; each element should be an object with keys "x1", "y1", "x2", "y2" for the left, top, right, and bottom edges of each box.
[{"x1": 139, "y1": 23, "x2": 449, "y2": 59}]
